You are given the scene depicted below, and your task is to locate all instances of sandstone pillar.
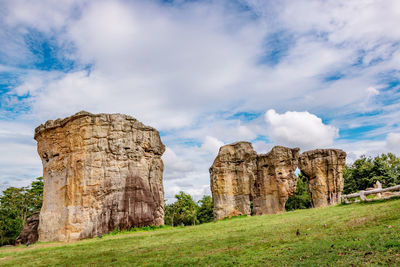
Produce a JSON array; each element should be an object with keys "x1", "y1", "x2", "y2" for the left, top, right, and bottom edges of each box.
[
  {"x1": 210, "y1": 143, "x2": 300, "y2": 220},
  {"x1": 253, "y1": 146, "x2": 300, "y2": 215},
  {"x1": 299, "y1": 149, "x2": 346, "y2": 208},
  {"x1": 35, "y1": 111, "x2": 165, "y2": 241},
  {"x1": 209, "y1": 142, "x2": 257, "y2": 220}
]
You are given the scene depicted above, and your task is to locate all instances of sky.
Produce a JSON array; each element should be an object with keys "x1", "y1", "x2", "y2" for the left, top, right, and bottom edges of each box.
[{"x1": 0, "y1": 0, "x2": 400, "y2": 202}]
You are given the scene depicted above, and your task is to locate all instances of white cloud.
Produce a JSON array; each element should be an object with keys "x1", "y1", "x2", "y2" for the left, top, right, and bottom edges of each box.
[
  {"x1": 265, "y1": 109, "x2": 339, "y2": 150},
  {"x1": 336, "y1": 132, "x2": 400, "y2": 164},
  {"x1": 252, "y1": 141, "x2": 273, "y2": 154},
  {"x1": 162, "y1": 147, "x2": 193, "y2": 180},
  {"x1": 386, "y1": 133, "x2": 400, "y2": 153},
  {"x1": 366, "y1": 86, "x2": 379, "y2": 97},
  {"x1": 1, "y1": 0, "x2": 400, "y2": 198},
  {"x1": 0, "y1": 142, "x2": 42, "y2": 191},
  {"x1": 201, "y1": 136, "x2": 224, "y2": 156}
]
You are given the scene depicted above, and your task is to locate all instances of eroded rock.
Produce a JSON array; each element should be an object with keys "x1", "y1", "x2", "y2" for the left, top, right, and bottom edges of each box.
[
  {"x1": 209, "y1": 142, "x2": 257, "y2": 221},
  {"x1": 35, "y1": 111, "x2": 165, "y2": 242},
  {"x1": 16, "y1": 213, "x2": 39, "y2": 245},
  {"x1": 253, "y1": 146, "x2": 300, "y2": 215},
  {"x1": 299, "y1": 149, "x2": 346, "y2": 208},
  {"x1": 210, "y1": 142, "x2": 299, "y2": 220}
]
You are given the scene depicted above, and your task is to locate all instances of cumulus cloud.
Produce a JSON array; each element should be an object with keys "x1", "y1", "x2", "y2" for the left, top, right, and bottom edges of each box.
[
  {"x1": 1, "y1": 0, "x2": 400, "y2": 197},
  {"x1": 265, "y1": 109, "x2": 339, "y2": 150},
  {"x1": 201, "y1": 136, "x2": 224, "y2": 156}
]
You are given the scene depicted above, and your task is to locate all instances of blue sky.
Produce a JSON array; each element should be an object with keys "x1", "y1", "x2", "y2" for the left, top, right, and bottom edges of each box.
[{"x1": 1, "y1": 0, "x2": 400, "y2": 201}]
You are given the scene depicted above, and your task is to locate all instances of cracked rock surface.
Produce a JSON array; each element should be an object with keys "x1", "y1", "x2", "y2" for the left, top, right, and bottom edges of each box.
[
  {"x1": 299, "y1": 149, "x2": 346, "y2": 208},
  {"x1": 210, "y1": 142, "x2": 299, "y2": 220},
  {"x1": 35, "y1": 111, "x2": 165, "y2": 242},
  {"x1": 253, "y1": 146, "x2": 300, "y2": 215},
  {"x1": 209, "y1": 142, "x2": 257, "y2": 220}
]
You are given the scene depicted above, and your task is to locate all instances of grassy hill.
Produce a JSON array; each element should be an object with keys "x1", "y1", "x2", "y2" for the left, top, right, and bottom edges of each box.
[{"x1": 1, "y1": 199, "x2": 400, "y2": 266}]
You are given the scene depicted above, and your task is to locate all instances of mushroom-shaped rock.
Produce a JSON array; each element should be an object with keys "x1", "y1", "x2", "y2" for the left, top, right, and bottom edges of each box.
[
  {"x1": 35, "y1": 111, "x2": 165, "y2": 242},
  {"x1": 299, "y1": 149, "x2": 346, "y2": 208},
  {"x1": 253, "y1": 146, "x2": 300, "y2": 215},
  {"x1": 209, "y1": 142, "x2": 257, "y2": 221}
]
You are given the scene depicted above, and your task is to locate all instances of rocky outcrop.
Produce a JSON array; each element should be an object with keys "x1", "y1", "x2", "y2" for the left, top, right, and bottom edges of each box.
[
  {"x1": 35, "y1": 111, "x2": 165, "y2": 242},
  {"x1": 16, "y1": 213, "x2": 39, "y2": 245},
  {"x1": 299, "y1": 149, "x2": 346, "y2": 208},
  {"x1": 210, "y1": 142, "x2": 299, "y2": 220},
  {"x1": 253, "y1": 146, "x2": 300, "y2": 215},
  {"x1": 209, "y1": 142, "x2": 257, "y2": 220}
]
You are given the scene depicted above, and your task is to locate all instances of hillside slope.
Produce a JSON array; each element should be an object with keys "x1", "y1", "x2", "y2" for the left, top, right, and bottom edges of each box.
[{"x1": 1, "y1": 199, "x2": 400, "y2": 266}]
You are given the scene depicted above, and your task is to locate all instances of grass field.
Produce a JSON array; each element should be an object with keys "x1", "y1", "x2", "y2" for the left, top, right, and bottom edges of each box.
[{"x1": 1, "y1": 199, "x2": 400, "y2": 266}]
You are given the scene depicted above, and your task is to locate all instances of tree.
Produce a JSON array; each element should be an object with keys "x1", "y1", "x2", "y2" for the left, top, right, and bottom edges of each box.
[
  {"x1": 197, "y1": 195, "x2": 213, "y2": 223},
  {"x1": 164, "y1": 202, "x2": 178, "y2": 226},
  {"x1": 343, "y1": 153, "x2": 400, "y2": 194},
  {"x1": 0, "y1": 177, "x2": 43, "y2": 246},
  {"x1": 164, "y1": 192, "x2": 199, "y2": 226},
  {"x1": 285, "y1": 174, "x2": 311, "y2": 211}
]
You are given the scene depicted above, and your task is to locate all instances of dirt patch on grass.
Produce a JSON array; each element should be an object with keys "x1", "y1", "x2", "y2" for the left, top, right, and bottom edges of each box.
[{"x1": 346, "y1": 217, "x2": 372, "y2": 228}]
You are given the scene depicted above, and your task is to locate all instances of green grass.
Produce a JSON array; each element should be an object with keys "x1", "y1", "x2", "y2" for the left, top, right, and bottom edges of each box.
[{"x1": 1, "y1": 199, "x2": 400, "y2": 266}]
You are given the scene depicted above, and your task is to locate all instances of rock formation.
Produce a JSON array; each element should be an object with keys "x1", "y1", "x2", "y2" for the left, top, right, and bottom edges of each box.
[
  {"x1": 209, "y1": 142, "x2": 257, "y2": 220},
  {"x1": 299, "y1": 149, "x2": 346, "y2": 208},
  {"x1": 35, "y1": 111, "x2": 165, "y2": 242},
  {"x1": 253, "y1": 146, "x2": 300, "y2": 215},
  {"x1": 16, "y1": 213, "x2": 39, "y2": 245},
  {"x1": 210, "y1": 142, "x2": 300, "y2": 220}
]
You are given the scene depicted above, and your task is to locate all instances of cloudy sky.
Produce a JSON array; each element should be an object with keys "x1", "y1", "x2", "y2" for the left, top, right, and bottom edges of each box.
[{"x1": 1, "y1": 0, "x2": 400, "y2": 201}]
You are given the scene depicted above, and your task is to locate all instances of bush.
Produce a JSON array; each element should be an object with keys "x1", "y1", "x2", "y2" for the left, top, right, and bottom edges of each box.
[
  {"x1": 0, "y1": 177, "x2": 43, "y2": 246},
  {"x1": 164, "y1": 192, "x2": 214, "y2": 226},
  {"x1": 285, "y1": 174, "x2": 311, "y2": 211}
]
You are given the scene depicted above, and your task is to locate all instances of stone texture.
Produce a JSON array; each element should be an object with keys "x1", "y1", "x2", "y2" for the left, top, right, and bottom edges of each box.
[
  {"x1": 210, "y1": 142, "x2": 299, "y2": 220},
  {"x1": 299, "y1": 149, "x2": 346, "y2": 208},
  {"x1": 209, "y1": 142, "x2": 257, "y2": 221},
  {"x1": 15, "y1": 213, "x2": 39, "y2": 245},
  {"x1": 253, "y1": 146, "x2": 300, "y2": 215},
  {"x1": 35, "y1": 111, "x2": 165, "y2": 242}
]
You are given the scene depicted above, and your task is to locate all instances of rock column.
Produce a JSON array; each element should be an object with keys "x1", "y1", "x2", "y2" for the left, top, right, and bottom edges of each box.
[
  {"x1": 210, "y1": 143, "x2": 300, "y2": 220},
  {"x1": 35, "y1": 111, "x2": 165, "y2": 241},
  {"x1": 253, "y1": 146, "x2": 300, "y2": 215},
  {"x1": 209, "y1": 142, "x2": 257, "y2": 220},
  {"x1": 299, "y1": 149, "x2": 346, "y2": 208}
]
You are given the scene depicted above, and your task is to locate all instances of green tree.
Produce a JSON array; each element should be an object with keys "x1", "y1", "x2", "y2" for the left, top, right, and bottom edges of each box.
[
  {"x1": 26, "y1": 177, "x2": 44, "y2": 212},
  {"x1": 197, "y1": 195, "x2": 213, "y2": 223},
  {"x1": 285, "y1": 174, "x2": 311, "y2": 211},
  {"x1": 164, "y1": 192, "x2": 199, "y2": 226},
  {"x1": 343, "y1": 153, "x2": 400, "y2": 194},
  {"x1": 0, "y1": 177, "x2": 43, "y2": 246},
  {"x1": 164, "y1": 202, "x2": 178, "y2": 226}
]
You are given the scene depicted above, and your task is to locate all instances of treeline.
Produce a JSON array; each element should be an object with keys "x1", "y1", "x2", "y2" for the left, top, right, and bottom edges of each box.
[
  {"x1": 1, "y1": 153, "x2": 400, "y2": 246},
  {"x1": 343, "y1": 153, "x2": 400, "y2": 194},
  {"x1": 0, "y1": 177, "x2": 43, "y2": 246}
]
